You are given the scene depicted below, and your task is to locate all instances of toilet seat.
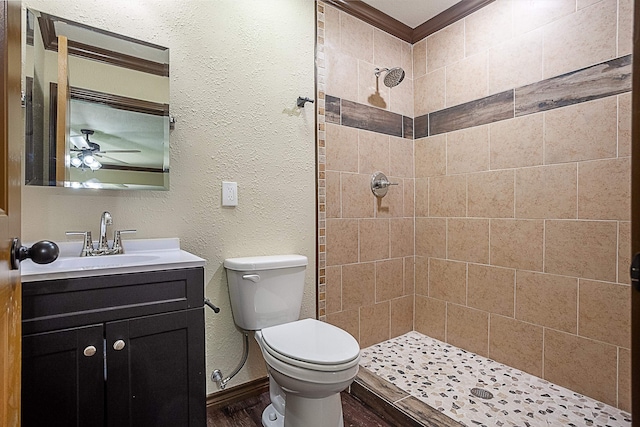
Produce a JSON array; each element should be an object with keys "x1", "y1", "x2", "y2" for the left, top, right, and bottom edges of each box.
[{"x1": 260, "y1": 319, "x2": 360, "y2": 372}]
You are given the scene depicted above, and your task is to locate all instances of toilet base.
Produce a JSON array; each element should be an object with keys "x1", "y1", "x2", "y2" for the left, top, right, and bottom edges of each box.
[
  {"x1": 261, "y1": 404, "x2": 283, "y2": 427},
  {"x1": 261, "y1": 395, "x2": 345, "y2": 427}
]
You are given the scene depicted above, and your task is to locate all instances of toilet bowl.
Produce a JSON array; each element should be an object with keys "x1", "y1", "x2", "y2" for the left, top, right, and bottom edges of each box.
[{"x1": 224, "y1": 255, "x2": 361, "y2": 427}]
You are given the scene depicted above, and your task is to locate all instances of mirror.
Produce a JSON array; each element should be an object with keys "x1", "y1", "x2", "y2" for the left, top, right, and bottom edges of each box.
[{"x1": 24, "y1": 9, "x2": 170, "y2": 190}]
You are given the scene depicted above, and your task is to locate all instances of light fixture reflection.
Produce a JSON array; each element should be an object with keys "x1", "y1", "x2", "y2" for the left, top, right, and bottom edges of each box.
[{"x1": 71, "y1": 150, "x2": 102, "y2": 171}]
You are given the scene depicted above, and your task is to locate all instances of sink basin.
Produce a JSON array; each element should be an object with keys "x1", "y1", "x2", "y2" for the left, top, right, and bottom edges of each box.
[{"x1": 21, "y1": 238, "x2": 205, "y2": 282}]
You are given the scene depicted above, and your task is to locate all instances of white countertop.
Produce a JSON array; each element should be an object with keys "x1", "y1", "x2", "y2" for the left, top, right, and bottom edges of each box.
[{"x1": 21, "y1": 238, "x2": 205, "y2": 282}]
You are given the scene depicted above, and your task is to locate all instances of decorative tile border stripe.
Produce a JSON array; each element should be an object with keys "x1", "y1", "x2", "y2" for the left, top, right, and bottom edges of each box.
[
  {"x1": 515, "y1": 54, "x2": 632, "y2": 116},
  {"x1": 412, "y1": 54, "x2": 632, "y2": 139},
  {"x1": 326, "y1": 95, "x2": 341, "y2": 124},
  {"x1": 428, "y1": 90, "x2": 514, "y2": 136},
  {"x1": 341, "y1": 99, "x2": 404, "y2": 137},
  {"x1": 316, "y1": 1, "x2": 327, "y2": 321},
  {"x1": 402, "y1": 116, "x2": 414, "y2": 140}
]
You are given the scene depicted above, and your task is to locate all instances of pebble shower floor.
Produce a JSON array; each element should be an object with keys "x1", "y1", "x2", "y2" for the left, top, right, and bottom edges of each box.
[{"x1": 359, "y1": 332, "x2": 632, "y2": 427}]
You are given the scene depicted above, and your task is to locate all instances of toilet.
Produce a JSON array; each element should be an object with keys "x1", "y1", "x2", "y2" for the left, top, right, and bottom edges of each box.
[{"x1": 224, "y1": 255, "x2": 360, "y2": 427}]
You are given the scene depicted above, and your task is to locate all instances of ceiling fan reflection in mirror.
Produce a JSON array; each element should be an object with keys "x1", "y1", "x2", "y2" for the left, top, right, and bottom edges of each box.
[{"x1": 70, "y1": 129, "x2": 142, "y2": 171}]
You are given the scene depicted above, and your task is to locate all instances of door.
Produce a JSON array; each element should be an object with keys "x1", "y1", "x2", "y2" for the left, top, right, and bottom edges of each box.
[
  {"x1": 21, "y1": 325, "x2": 105, "y2": 427},
  {"x1": 106, "y1": 309, "x2": 206, "y2": 427},
  {"x1": 0, "y1": 1, "x2": 23, "y2": 426}
]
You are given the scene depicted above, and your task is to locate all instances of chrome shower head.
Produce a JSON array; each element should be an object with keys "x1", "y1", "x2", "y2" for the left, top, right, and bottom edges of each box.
[{"x1": 374, "y1": 67, "x2": 405, "y2": 88}]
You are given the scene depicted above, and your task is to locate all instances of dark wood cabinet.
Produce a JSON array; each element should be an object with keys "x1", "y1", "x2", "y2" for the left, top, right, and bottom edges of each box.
[{"x1": 21, "y1": 267, "x2": 206, "y2": 427}]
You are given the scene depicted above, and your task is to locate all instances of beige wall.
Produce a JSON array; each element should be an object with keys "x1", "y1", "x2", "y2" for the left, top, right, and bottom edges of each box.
[
  {"x1": 320, "y1": 0, "x2": 632, "y2": 411},
  {"x1": 21, "y1": 0, "x2": 316, "y2": 395}
]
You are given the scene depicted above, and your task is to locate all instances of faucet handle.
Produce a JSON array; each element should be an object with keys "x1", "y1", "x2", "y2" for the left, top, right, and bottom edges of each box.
[
  {"x1": 112, "y1": 229, "x2": 136, "y2": 254},
  {"x1": 65, "y1": 231, "x2": 94, "y2": 257}
]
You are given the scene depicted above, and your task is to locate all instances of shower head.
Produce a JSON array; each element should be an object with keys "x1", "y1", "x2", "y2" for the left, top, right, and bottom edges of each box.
[{"x1": 374, "y1": 67, "x2": 405, "y2": 88}]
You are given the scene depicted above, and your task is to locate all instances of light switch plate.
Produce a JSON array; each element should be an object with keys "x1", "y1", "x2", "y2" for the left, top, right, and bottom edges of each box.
[{"x1": 222, "y1": 181, "x2": 238, "y2": 206}]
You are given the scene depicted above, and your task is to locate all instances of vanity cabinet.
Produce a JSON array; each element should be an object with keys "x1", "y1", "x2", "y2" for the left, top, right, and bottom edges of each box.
[{"x1": 21, "y1": 267, "x2": 206, "y2": 427}]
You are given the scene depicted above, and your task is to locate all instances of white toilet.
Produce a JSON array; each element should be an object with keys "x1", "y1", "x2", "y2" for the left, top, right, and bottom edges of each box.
[{"x1": 224, "y1": 255, "x2": 360, "y2": 427}]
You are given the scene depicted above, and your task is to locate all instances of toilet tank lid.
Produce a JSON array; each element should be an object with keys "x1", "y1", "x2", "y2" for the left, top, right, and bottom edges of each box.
[{"x1": 224, "y1": 255, "x2": 308, "y2": 271}]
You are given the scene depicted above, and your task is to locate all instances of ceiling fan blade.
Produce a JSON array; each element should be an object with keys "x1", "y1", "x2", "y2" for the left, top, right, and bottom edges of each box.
[
  {"x1": 69, "y1": 134, "x2": 90, "y2": 149},
  {"x1": 98, "y1": 149, "x2": 142, "y2": 153},
  {"x1": 95, "y1": 153, "x2": 131, "y2": 164}
]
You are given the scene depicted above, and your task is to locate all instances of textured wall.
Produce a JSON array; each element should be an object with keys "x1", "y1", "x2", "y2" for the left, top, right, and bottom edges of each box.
[{"x1": 21, "y1": 0, "x2": 316, "y2": 394}]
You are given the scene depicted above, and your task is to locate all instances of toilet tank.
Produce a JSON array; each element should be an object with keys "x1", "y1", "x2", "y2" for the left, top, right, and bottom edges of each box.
[{"x1": 224, "y1": 255, "x2": 308, "y2": 330}]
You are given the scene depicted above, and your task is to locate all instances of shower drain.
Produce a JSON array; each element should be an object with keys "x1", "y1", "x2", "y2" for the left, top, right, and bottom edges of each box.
[{"x1": 470, "y1": 387, "x2": 494, "y2": 400}]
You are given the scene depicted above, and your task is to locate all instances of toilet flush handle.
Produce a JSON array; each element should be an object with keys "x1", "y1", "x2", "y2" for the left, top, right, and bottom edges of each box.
[{"x1": 242, "y1": 274, "x2": 260, "y2": 283}]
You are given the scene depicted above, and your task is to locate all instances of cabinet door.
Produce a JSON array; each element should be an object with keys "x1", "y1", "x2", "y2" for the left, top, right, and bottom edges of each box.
[
  {"x1": 22, "y1": 324, "x2": 104, "y2": 427},
  {"x1": 106, "y1": 309, "x2": 205, "y2": 427}
]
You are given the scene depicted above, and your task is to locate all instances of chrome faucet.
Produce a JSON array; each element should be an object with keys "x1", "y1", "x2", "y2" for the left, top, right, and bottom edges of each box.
[
  {"x1": 98, "y1": 211, "x2": 113, "y2": 252},
  {"x1": 66, "y1": 211, "x2": 136, "y2": 256}
]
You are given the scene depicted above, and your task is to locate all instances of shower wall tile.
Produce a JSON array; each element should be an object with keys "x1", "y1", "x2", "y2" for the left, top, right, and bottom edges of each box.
[
  {"x1": 429, "y1": 90, "x2": 514, "y2": 136},
  {"x1": 512, "y1": 0, "x2": 575, "y2": 36},
  {"x1": 402, "y1": 178, "x2": 415, "y2": 217},
  {"x1": 428, "y1": 258, "x2": 467, "y2": 305},
  {"x1": 447, "y1": 218, "x2": 490, "y2": 264},
  {"x1": 413, "y1": 115, "x2": 428, "y2": 141},
  {"x1": 390, "y1": 295, "x2": 414, "y2": 337},
  {"x1": 325, "y1": 171, "x2": 341, "y2": 218},
  {"x1": 340, "y1": 13, "x2": 373, "y2": 63},
  {"x1": 326, "y1": 219, "x2": 359, "y2": 266},
  {"x1": 373, "y1": 28, "x2": 402, "y2": 71},
  {"x1": 389, "y1": 73, "x2": 414, "y2": 118},
  {"x1": 342, "y1": 262, "x2": 376, "y2": 311},
  {"x1": 376, "y1": 258, "x2": 404, "y2": 302},
  {"x1": 515, "y1": 163, "x2": 577, "y2": 219},
  {"x1": 618, "y1": 0, "x2": 633, "y2": 56},
  {"x1": 414, "y1": 68, "x2": 445, "y2": 117},
  {"x1": 426, "y1": 20, "x2": 464, "y2": 73},
  {"x1": 415, "y1": 135, "x2": 446, "y2": 178},
  {"x1": 467, "y1": 169, "x2": 515, "y2": 219},
  {"x1": 490, "y1": 219, "x2": 544, "y2": 272},
  {"x1": 429, "y1": 175, "x2": 466, "y2": 217},
  {"x1": 326, "y1": 49, "x2": 358, "y2": 102},
  {"x1": 467, "y1": 264, "x2": 515, "y2": 317},
  {"x1": 359, "y1": 219, "x2": 390, "y2": 262},
  {"x1": 341, "y1": 173, "x2": 374, "y2": 218},
  {"x1": 341, "y1": 99, "x2": 403, "y2": 137},
  {"x1": 543, "y1": 96, "x2": 618, "y2": 164},
  {"x1": 414, "y1": 178, "x2": 428, "y2": 217},
  {"x1": 515, "y1": 271, "x2": 578, "y2": 334},
  {"x1": 390, "y1": 218, "x2": 414, "y2": 258},
  {"x1": 544, "y1": 220, "x2": 617, "y2": 282},
  {"x1": 401, "y1": 43, "x2": 413, "y2": 81},
  {"x1": 488, "y1": 29, "x2": 543, "y2": 96},
  {"x1": 389, "y1": 136, "x2": 413, "y2": 178},
  {"x1": 326, "y1": 309, "x2": 359, "y2": 342},
  {"x1": 543, "y1": 0, "x2": 617, "y2": 79},
  {"x1": 414, "y1": 256, "x2": 428, "y2": 296},
  {"x1": 446, "y1": 304, "x2": 489, "y2": 357},
  {"x1": 618, "y1": 93, "x2": 632, "y2": 157},
  {"x1": 360, "y1": 302, "x2": 390, "y2": 348},
  {"x1": 464, "y1": 0, "x2": 512, "y2": 57},
  {"x1": 618, "y1": 222, "x2": 631, "y2": 285},
  {"x1": 323, "y1": 3, "x2": 340, "y2": 50},
  {"x1": 415, "y1": 217, "x2": 446, "y2": 259},
  {"x1": 544, "y1": 329, "x2": 617, "y2": 407},
  {"x1": 325, "y1": 266, "x2": 342, "y2": 314},
  {"x1": 578, "y1": 279, "x2": 630, "y2": 348},
  {"x1": 577, "y1": 157, "x2": 630, "y2": 221},
  {"x1": 489, "y1": 315, "x2": 543, "y2": 378},
  {"x1": 412, "y1": 38, "x2": 426, "y2": 78},
  {"x1": 618, "y1": 348, "x2": 631, "y2": 412},
  {"x1": 446, "y1": 125, "x2": 490, "y2": 175},
  {"x1": 515, "y1": 55, "x2": 631, "y2": 116},
  {"x1": 489, "y1": 114, "x2": 544, "y2": 170},
  {"x1": 358, "y1": 130, "x2": 390, "y2": 174},
  {"x1": 415, "y1": 295, "x2": 446, "y2": 341},
  {"x1": 403, "y1": 257, "x2": 415, "y2": 295},
  {"x1": 445, "y1": 52, "x2": 488, "y2": 108},
  {"x1": 326, "y1": 123, "x2": 358, "y2": 172}
]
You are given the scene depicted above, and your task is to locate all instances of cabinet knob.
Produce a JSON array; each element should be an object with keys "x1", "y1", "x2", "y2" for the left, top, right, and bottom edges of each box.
[
  {"x1": 83, "y1": 345, "x2": 97, "y2": 357},
  {"x1": 113, "y1": 340, "x2": 126, "y2": 351}
]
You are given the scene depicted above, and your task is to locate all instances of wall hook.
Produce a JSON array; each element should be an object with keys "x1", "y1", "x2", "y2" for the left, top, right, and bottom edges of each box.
[{"x1": 297, "y1": 96, "x2": 315, "y2": 108}]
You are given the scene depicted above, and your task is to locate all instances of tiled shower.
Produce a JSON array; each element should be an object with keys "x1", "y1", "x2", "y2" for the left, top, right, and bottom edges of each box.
[{"x1": 316, "y1": 0, "x2": 632, "y2": 413}]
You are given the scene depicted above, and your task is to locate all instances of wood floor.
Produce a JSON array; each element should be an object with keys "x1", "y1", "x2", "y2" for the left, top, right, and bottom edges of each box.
[{"x1": 207, "y1": 390, "x2": 396, "y2": 427}]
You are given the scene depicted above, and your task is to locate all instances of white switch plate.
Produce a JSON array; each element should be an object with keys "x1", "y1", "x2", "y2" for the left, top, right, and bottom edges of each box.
[{"x1": 222, "y1": 181, "x2": 238, "y2": 206}]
